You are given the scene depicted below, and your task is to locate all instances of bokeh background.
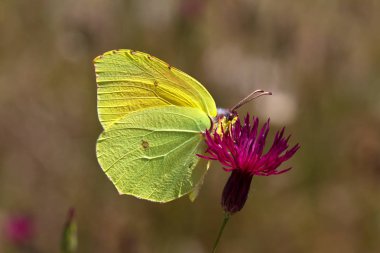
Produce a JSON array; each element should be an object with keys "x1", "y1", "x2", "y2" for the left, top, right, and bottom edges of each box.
[{"x1": 1, "y1": 0, "x2": 380, "y2": 252}]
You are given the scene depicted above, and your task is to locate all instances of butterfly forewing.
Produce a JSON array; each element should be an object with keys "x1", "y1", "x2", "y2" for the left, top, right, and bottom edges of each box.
[{"x1": 95, "y1": 49, "x2": 217, "y2": 129}]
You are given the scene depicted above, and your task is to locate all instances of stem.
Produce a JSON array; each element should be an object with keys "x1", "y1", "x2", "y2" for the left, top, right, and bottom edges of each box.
[{"x1": 212, "y1": 212, "x2": 231, "y2": 253}]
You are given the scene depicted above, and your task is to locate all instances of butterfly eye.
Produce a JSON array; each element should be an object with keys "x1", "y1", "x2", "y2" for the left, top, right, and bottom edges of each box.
[{"x1": 227, "y1": 112, "x2": 235, "y2": 121}]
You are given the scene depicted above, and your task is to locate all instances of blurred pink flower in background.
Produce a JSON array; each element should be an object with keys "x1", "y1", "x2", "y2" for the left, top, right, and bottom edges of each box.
[{"x1": 4, "y1": 215, "x2": 34, "y2": 245}]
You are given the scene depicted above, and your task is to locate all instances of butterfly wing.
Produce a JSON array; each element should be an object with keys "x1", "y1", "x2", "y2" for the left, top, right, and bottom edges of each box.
[
  {"x1": 95, "y1": 49, "x2": 217, "y2": 129},
  {"x1": 96, "y1": 106, "x2": 211, "y2": 202}
]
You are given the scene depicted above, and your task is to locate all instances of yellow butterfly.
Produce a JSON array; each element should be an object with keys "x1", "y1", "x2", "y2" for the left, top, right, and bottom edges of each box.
[{"x1": 95, "y1": 49, "x2": 270, "y2": 202}]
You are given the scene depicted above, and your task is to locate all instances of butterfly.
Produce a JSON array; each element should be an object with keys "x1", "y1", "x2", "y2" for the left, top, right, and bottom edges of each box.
[{"x1": 95, "y1": 49, "x2": 270, "y2": 202}]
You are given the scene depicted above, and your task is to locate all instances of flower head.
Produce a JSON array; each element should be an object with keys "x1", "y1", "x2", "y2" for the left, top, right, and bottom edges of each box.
[{"x1": 200, "y1": 114, "x2": 300, "y2": 214}]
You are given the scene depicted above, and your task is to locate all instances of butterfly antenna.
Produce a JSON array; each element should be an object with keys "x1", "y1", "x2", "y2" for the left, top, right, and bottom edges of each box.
[{"x1": 230, "y1": 89, "x2": 272, "y2": 111}]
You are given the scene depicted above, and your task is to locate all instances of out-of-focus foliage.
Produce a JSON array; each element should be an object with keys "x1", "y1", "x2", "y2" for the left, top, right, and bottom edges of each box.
[
  {"x1": 0, "y1": 0, "x2": 379, "y2": 252},
  {"x1": 61, "y1": 208, "x2": 77, "y2": 253}
]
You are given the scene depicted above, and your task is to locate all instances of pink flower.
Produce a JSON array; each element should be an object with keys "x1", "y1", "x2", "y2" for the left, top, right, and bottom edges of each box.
[
  {"x1": 4, "y1": 215, "x2": 34, "y2": 245},
  {"x1": 200, "y1": 114, "x2": 300, "y2": 214}
]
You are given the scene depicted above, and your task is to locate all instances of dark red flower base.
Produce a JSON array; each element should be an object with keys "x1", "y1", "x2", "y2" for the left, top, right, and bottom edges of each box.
[{"x1": 222, "y1": 170, "x2": 253, "y2": 214}]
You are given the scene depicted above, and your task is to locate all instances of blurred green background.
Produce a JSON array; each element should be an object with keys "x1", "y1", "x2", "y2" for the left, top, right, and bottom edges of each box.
[{"x1": 1, "y1": 0, "x2": 380, "y2": 252}]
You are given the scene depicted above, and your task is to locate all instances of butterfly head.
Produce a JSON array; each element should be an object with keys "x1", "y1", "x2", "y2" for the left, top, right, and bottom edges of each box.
[
  {"x1": 217, "y1": 108, "x2": 237, "y2": 122},
  {"x1": 212, "y1": 89, "x2": 272, "y2": 137}
]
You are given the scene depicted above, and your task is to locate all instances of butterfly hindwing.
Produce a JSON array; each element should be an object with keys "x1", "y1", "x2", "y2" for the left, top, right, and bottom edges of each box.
[{"x1": 96, "y1": 106, "x2": 211, "y2": 202}]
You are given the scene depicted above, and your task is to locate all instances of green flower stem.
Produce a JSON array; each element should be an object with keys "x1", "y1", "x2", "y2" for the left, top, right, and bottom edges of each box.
[{"x1": 212, "y1": 212, "x2": 231, "y2": 253}]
